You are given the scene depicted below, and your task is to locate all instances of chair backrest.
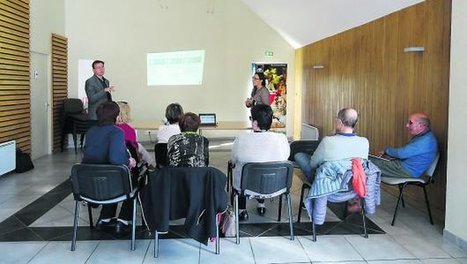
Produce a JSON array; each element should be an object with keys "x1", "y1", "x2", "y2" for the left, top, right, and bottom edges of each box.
[
  {"x1": 425, "y1": 153, "x2": 440, "y2": 178},
  {"x1": 70, "y1": 163, "x2": 132, "y2": 201},
  {"x1": 64, "y1": 98, "x2": 84, "y2": 114},
  {"x1": 240, "y1": 161, "x2": 294, "y2": 195},
  {"x1": 154, "y1": 143, "x2": 168, "y2": 168},
  {"x1": 288, "y1": 140, "x2": 320, "y2": 162}
]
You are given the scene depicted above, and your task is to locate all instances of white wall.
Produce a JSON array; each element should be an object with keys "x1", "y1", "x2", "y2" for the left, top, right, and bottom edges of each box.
[
  {"x1": 445, "y1": 0, "x2": 467, "y2": 249},
  {"x1": 65, "y1": 0, "x2": 295, "y2": 136},
  {"x1": 31, "y1": 0, "x2": 65, "y2": 53}
]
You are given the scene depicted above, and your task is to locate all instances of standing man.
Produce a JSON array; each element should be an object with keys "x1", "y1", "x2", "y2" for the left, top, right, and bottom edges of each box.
[
  {"x1": 370, "y1": 113, "x2": 438, "y2": 178},
  {"x1": 294, "y1": 108, "x2": 369, "y2": 182},
  {"x1": 85, "y1": 60, "x2": 115, "y2": 124}
]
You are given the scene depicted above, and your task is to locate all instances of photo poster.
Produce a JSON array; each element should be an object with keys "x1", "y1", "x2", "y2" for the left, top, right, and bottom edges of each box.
[{"x1": 251, "y1": 63, "x2": 287, "y2": 129}]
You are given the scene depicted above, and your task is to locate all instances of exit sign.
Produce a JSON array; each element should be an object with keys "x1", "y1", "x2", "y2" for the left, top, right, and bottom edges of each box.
[{"x1": 264, "y1": 50, "x2": 274, "y2": 57}]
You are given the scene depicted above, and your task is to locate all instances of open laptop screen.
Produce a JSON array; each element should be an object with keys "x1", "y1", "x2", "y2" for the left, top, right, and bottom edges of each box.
[{"x1": 199, "y1": 113, "x2": 217, "y2": 126}]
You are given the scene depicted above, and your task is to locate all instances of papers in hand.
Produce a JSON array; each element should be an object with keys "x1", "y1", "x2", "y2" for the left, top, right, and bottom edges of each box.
[{"x1": 369, "y1": 153, "x2": 396, "y2": 162}]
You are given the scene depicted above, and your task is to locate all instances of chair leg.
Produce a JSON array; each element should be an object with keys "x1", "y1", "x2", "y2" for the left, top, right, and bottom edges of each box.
[
  {"x1": 391, "y1": 183, "x2": 407, "y2": 226},
  {"x1": 131, "y1": 198, "x2": 137, "y2": 251},
  {"x1": 277, "y1": 195, "x2": 283, "y2": 221},
  {"x1": 235, "y1": 193, "x2": 240, "y2": 245},
  {"x1": 360, "y1": 198, "x2": 368, "y2": 238},
  {"x1": 154, "y1": 231, "x2": 159, "y2": 258},
  {"x1": 399, "y1": 185, "x2": 406, "y2": 208},
  {"x1": 297, "y1": 184, "x2": 307, "y2": 223},
  {"x1": 72, "y1": 126, "x2": 78, "y2": 154},
  {"x1": 87, "y1": 203, "x2": 94, "y2": 229},
  {"x1": 71, "y1": 200, "x2": 80, "y2": 251},
  {"x1": 311, "y1": 199, "x2": 316, "y2": 242},
  {"x1": 286, "y1": 194, "x2": 294, "y2": 240},
  {"x1": 422, "y1": 185, "x2": 434, "y2": 225},
  {"x1": 215, "y1": 213, "x2": 220, "y2": 254}
]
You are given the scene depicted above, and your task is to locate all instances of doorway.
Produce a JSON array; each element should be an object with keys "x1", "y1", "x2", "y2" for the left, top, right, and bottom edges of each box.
[{"x1": 31, "y1": 52, "x2": 50, "y2": 159}]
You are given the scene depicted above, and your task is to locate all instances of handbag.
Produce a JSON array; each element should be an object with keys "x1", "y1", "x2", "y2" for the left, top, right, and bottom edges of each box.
[
  {"x1": 15, "y1": 149, "x2": 34, "y2": 173},
  {"x1": 219, "y1": 207, "x2": 236, "y2": 237}
]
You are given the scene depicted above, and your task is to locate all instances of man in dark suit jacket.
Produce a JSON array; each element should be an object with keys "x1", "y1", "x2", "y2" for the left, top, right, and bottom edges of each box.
[{"x1": 85, "y1": 60, "x2": 115, "y2": 122}]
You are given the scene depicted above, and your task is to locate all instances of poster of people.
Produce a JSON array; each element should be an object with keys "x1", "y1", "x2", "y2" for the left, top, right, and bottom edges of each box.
[{"x1": 251, "y1": 63, "x2": 287, "y2": 129}]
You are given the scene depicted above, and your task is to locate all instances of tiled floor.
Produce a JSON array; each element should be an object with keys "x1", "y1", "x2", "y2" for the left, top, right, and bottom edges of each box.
[{"x1": 0, "y1": 140, "x2": 465, "y2": 263}]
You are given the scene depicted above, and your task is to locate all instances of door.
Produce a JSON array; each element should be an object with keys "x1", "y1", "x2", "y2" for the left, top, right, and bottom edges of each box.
[{"x1": 31, "y1": 52, "x2": 50, "y2": 159}]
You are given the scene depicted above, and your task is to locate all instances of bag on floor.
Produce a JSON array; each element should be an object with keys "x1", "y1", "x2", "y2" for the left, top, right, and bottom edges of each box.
[
  {"x1": 15, "y1": 149, "x2": 34, "y2": 173},
  {"x1": 219, "y1": 207, "x2": 236, "y2": 237}
]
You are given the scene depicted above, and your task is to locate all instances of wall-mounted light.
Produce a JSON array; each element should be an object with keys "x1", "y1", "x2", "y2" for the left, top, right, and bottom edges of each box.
[
  {"x1": 404, "y1": 46, "x2": 425, "y2": 53},
  {"x1": 312, "y1": 65, "x2": 324, "y2": 69}
]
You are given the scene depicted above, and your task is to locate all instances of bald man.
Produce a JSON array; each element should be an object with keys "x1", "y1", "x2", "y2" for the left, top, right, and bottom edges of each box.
[
  {"x1": 295, "y1": 108, "x2": 369, "y2": 182},
  {"x1": 371, "y1": 113, "x2": 438, "y2": 178}
]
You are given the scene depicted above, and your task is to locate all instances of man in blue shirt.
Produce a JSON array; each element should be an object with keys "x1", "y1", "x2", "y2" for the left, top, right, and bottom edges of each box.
[{"x1": 371, "y1": 113, "x2": 438, "y2": 178}]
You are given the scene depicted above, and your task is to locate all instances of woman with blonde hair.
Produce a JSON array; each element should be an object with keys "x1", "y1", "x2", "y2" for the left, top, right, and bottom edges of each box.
[{"x1": 116, "y1": 101, "x2": 155, "y2": 167}]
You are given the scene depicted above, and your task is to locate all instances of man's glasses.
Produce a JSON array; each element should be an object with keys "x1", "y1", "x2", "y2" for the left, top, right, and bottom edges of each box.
[{"x1": 252, "y1": 77, "x2": 260, "y2": 80}]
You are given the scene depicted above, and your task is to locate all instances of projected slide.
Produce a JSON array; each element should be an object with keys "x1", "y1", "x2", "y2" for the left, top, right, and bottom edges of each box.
[{"x1": 147, "y1": 50, "x2": 205, "y2": 86}]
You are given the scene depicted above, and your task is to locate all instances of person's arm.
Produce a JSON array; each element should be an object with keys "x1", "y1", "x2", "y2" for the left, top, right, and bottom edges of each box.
[
  {"x1": 384, "y1": 135, "x2": 434, "y2": 159},
  {"x1": 309, "y1": 138, "x2": 327, "y2": 169},
  {"x1": 230, "y1": 137, "x2": 239, "y2": 165},
  {"x1": 85, "y1": 78, "x2": 108, "y2": 104},
  {"x1": 108, "y1": 129, "x2": 130, "y2": 166},
  {"x1": 203, "y1": 136, "x2": 209, "y2": 166},
  {"x1": 258, "y1": 87, "x2": 270, "y2": 105}
]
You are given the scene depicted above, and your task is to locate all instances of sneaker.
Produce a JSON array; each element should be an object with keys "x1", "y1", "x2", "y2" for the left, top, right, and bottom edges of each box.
[{"x1": 239, "y1": 210, "x2": 249, "y2": 221}]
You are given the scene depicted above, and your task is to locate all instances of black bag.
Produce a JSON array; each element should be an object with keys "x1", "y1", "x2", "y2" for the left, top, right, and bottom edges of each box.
[{"x1": 15, "y1": 149, "x2": 34, "y2": 173}]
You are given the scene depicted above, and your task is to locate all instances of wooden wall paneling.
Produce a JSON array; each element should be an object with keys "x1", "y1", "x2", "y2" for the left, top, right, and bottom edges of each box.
[
  {"x1": 297, "y1": 0, "x2": 451, "y2": 216},
  {"x1": 0, "y1": 0, "x2": 31, "y2": 152},
  {"x1": 51, "y1": 34, "x2": 68, "y2": 152}
]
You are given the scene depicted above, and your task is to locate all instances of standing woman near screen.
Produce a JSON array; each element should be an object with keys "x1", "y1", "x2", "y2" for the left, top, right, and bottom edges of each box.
[{"x1": 245, "y1": 72, "x2": 270, "y2": 108}]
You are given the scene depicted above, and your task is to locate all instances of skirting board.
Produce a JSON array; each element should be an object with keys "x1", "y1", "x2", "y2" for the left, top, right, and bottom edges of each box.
[{"x1": 444, "y1": 229, "x2": 467, "y2": 250}]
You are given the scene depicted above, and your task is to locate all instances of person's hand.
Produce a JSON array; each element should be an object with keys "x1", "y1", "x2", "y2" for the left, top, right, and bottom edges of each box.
[
  {"x1": 376, "y1": 150, "x2": 385, "y2": 157},
  {"x1": 129, "y1": 157, "x2": 136, "y2": 168},
  {"x1": 245, "y1": 98, "x2": 253, "y2": 107},
  {"x1": 105, "y1": 86, "x2": 115, "y2": 93}
]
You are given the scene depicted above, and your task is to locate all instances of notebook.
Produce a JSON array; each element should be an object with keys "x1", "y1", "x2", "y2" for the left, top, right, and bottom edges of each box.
[
  {"x1": 199, "y1": 113, "x2": 217, "y2": 126},
  {"x1": 369, "y1": 153, "x2": 396, "y2": 162}
]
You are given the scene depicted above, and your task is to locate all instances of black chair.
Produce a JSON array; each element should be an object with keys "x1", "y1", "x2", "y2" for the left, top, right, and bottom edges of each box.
[
  {"x1": 381, "y1": 153, "x2": 440, "y2": 226},
  {"x1": 288, "y1": 140, "x2": 320, "y2": 222},
  {"x1": 70, "y1": 163, "x2": 139, "y2": 251},
  {"x1": 141, "y1": 166, "x2": 227, "y2": 258},
  {"x1": 298, "y1": 159, "x2": 378, "y2": 242},
  {"x1": 154, "y1": 143, "x2": 168, "y2": 168},
  {"x1": 233, "y1": 161, "x2": 295, "y2": 244},
  {"x1": 60, "y1": 98, "x2": 90, "y2": 154}
]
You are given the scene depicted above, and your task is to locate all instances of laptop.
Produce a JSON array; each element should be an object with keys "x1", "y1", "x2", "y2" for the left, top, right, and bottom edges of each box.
[{"x1": 199, "y1": 113, "x2": 217, "y2": 126}]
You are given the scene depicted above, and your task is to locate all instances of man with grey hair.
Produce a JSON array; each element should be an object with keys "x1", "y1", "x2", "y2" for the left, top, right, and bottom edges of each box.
[
  {"x1": 295, "y1": 108, "x2": 369, "y2": 182},
  {"x1": 370, "y1": 112, "x2": 438, "y2": 178}
]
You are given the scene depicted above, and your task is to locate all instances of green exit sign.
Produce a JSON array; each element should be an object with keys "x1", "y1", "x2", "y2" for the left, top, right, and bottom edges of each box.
[{"x1": 264, "y1": 50, "x2": 274, "y2": 57}]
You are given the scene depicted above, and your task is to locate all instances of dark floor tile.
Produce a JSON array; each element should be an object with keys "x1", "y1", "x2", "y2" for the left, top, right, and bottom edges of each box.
[
  {"x1": 0, "y1": 227, "x2": 43, "y2": 241},
  {"x1": 0, "y1": 216, "x2": 27, "y2": 236}
]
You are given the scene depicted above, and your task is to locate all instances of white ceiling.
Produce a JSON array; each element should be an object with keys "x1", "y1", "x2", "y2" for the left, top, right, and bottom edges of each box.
[{"x1": 240, "y1": 0, "x2": 424, "y2": 48}]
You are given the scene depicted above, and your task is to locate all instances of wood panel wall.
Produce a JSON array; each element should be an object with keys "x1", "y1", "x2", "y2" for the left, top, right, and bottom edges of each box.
[
  {"x1": 51, "y1": 34, "x2": 68, "y2": 153},
  {"x1": 0, "y1": 0, "x2": 31, "y2": 152},
  {"x1": 296, "y1": 0, "x2": 451, "y2": 216}
]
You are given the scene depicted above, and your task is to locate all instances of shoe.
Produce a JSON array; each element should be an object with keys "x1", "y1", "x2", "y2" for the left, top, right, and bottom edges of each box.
[
  {"x1": 115, "y1": 221, "x2": 131, "y2": 234},
  {"x1": 96, "y1": 218, "x2": 115, "y2": 230},
  {"x1": 257, "y1": 207, "x2": 266, "y2": 215},
  {"x1": 239, "y1": 210, "x2": 249, "y2": 221},
  {"x1": 257, "y1": 203, "x2": 266, "y2": 215}
]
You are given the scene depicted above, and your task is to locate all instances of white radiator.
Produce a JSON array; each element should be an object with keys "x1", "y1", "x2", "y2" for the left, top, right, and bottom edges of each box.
[
  {"x1": 301, "y1": 123, "x2": 319, "y2": 140},
  {"x1": 0, "y1": 140, "x2": 16, "y2": 176}
]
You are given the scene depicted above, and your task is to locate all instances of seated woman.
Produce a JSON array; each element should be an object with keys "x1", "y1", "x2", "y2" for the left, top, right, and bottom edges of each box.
[
  {"x1": 156, "y1": 103, "x2": 184, "y2": 143},
  {"x1": 167, "y1": 112, "x2": 209, "y2": 167},
  {"x1": 82, "y1": 101, "x2": 136, "y2": 234},
  {"x1": 116, "y1": 101, "x2": 155, "y2": 167}
]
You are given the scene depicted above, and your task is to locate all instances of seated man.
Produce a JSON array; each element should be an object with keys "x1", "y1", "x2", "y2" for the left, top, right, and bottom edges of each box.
[
  {"x1": 295, "y1": 108, "x2": 369, "y2": 183},
  {"x1": 167, "y1": 112, "x2": 209, "y2": 167},
  {"x1": 82, "y1": 101, "x2": 136, "y2": 234},
  {"x1": 231, "y1": 104, "x2": 290, "y2": 220},
  {"x1": 370, "y1": 112, "x2": 438, "y2": 178}
]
